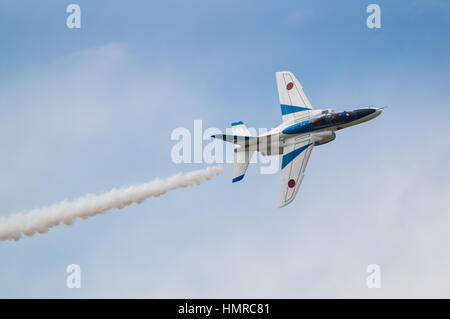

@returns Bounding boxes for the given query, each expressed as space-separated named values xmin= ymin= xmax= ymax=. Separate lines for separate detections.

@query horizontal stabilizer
xmin=233 ymin=150 xmax=254 ymax=183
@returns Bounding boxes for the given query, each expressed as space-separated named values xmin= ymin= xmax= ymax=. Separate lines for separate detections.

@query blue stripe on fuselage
xmin=282 ymin=119 xmax=344 ymax=135
xmin=282 ymin=120 xmax=312 ymax=135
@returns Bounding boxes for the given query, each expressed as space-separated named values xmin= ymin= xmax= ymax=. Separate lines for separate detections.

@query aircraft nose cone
xmin=371 ymin=107 xmax=383 ymax=118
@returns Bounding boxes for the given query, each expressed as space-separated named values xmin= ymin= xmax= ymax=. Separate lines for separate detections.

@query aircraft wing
xmin=279 ymin=138 xmax=314 ymax=207
xmin=276 ymin=71 xmax=313 ymax=122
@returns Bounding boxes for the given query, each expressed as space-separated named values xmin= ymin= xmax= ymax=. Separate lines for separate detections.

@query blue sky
xmin=0 ymin=0 xmax=450 ymax=298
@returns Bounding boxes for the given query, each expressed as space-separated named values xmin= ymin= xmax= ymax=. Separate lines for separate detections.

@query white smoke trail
xmin=0 ymin=165 xmax=224 ymax=242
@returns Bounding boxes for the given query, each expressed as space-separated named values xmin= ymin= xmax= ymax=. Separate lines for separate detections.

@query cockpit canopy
xmin=321 ymin=109 xmax=334 ymax=114
xmin=310 ymin=111 xmax=356 ymax=128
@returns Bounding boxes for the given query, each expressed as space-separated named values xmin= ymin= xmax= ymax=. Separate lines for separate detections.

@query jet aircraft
xmin=213 ymin=72 xmax=382 ymax=207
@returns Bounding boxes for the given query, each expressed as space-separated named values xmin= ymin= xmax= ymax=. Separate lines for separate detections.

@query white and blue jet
xmin=212 ymin=71 xmax=382 ymax=207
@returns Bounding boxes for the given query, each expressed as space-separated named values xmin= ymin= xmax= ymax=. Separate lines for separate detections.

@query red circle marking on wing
xmin=286 ymin=82 xmax=294 ymax=90
xmin=288 ymin=179 xmax=296 ymax=188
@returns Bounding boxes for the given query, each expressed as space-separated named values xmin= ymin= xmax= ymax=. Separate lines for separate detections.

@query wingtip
xmin=232 ymin=174 xmax=245 ymax=183
xmin=278 ymin=196 xmax=296 ymax=208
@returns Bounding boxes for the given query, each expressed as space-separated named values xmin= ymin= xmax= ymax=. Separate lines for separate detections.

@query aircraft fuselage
xmin=256 ymin=107 xmax=382 ymax=155
xmin=282 ymin=107 xmax=381 ymax=135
